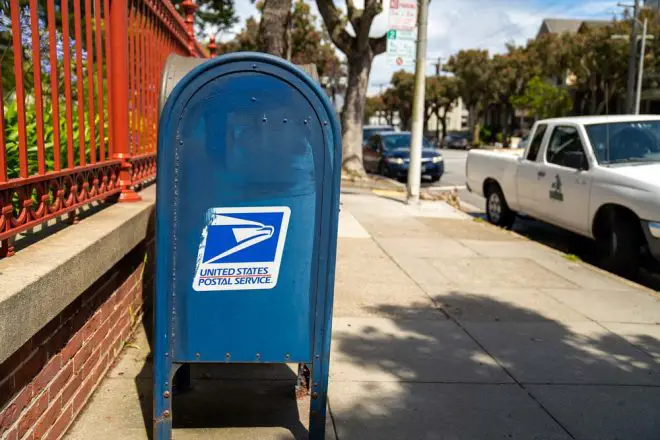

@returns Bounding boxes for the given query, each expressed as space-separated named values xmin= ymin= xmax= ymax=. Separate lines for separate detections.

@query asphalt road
xmin=425 ymin=148 xmax=485 ymax=211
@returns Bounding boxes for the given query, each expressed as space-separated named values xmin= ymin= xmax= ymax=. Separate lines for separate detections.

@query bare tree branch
xmin=316 ymin=0 xmax=354 ymax=54
xmin=356 ymin=0 xmax=382 ymax=51
xmin=345 ymin=0 xmax=362 ymax=32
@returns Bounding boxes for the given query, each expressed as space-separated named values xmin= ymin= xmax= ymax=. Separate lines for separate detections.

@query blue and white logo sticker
xmin=192 ymin=206 xmax=291 ymax=291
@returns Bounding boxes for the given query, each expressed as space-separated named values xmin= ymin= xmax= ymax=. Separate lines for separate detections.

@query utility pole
xmin=636 ymin=18 xmax=649 ymax=114
xmin=406 ymin=0 xmax=429 ymax=204
xmin=622 ymin=0 xmax=641 ymax=113
xmin=432 ymin=56 xmax=442 ymax=76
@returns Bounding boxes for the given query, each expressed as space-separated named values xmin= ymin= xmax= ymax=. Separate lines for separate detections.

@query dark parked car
xmin=443 ymin=131 xmax=472 ymax=149
xmin=362 ymin=125 xmax=395 ymax=147
xmin=363 ymin=132 xmax=444 ymax=182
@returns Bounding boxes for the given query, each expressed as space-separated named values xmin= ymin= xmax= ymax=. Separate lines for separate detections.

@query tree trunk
xmin=434 ymin=109 xmax=441 ymax=145
xmin=590 ymin=90 xmax=598 ymax=115
xmin=502 ymin=103 xmax=513 ymax=148
xmin=596 ymin=84 xmax=616 ymax=115
xmin=424 ymin=108 xmax=433 ymax=135
xmin=341 ymin=53 xmax=372 ymax=174
xmin=258 ymin=0 xmax=292 ymax=58
xmin=469 ymin=105 xmax=481 ymax=146
xmin=473 ymin=120 xmax=481 ymax=146
xmin=439 ymin=108 xmax=449 ymax=147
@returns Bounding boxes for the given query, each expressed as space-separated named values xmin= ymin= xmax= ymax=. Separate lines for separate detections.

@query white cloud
xmin=227 ymin=0 xmax=618 ymax=93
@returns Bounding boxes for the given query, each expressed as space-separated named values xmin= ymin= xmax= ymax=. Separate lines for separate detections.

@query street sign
xmin=387 ymin=29 xmax=416 ymax=68
xmin=387 ymin=0 xmax=417 ymax=69
xmin=388 ymin=0 xmax=418 ymax=31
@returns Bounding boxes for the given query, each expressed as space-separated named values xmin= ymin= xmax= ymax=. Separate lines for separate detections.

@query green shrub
xmin=4 ymin=95 xmax=108 ymax=180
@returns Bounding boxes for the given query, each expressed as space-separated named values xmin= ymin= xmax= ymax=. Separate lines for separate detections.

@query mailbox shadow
xmin=136 ymin=309 xmax=308 ymax=439
xmin=330 ymin=293 xmax=660 ymax=439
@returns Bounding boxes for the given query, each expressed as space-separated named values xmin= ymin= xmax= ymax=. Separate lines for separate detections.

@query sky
xmin=226 ymin=0 xmax=620 ymax=94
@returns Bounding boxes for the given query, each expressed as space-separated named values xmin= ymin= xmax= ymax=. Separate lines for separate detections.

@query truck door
xmin=516 ymin=123 xmax=549 ymax=217
xmin=536 ymin=124 xmax=592 ymax=234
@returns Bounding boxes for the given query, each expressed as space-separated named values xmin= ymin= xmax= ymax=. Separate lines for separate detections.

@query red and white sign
xmin=388 ymin=0 xmax=417 ymax=31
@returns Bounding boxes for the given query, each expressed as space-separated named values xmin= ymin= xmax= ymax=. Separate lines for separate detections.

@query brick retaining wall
xmin=0 ymin=238 xmax=154 ymax=440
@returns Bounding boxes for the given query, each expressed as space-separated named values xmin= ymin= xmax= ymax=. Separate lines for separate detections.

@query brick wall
xmin=0 ymin=238 xmax=154 ymax=440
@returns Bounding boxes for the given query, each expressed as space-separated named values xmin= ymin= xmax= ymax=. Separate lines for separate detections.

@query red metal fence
xmin=0 ymin=0 xmax=206 ymax=256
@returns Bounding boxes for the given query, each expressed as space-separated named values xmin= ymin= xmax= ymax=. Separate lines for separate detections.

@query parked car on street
xmin=466 ymin=115 xmax=660 ymax=275
xmin=363 ymin=125 xmax=395 ymax=147
xmin=443 ymin=131 xmax=472 ymax=149
xmin=364 ymin=131 xmax=444 ymax=182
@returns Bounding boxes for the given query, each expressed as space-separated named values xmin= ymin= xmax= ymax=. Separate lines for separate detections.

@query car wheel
xmin=429 ymin=175 xmax=441 ymax=183
xmin=601 ymin=213 xmax=640 ymax=277
xmin=485 ymin=184 xmax=515 ymax=228
xmin=378 ymin=161 xmax=389 ymax=177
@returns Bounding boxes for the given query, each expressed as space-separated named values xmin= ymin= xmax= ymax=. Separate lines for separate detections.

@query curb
xmin=341 ymin=177 xmax=404 ymax=193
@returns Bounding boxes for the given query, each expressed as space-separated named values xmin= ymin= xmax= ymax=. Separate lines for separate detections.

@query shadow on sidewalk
xmin=465 ymin=212 xmax=660 ymax=292
xmin=331 ymin=293 xmax=660 ymax=440
xmin=135 ymin=310 xmax=307 ymax=439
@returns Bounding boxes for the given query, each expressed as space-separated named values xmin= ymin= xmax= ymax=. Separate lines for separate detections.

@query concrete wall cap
xmin=0 ymin=187 xmax=155 ymax=364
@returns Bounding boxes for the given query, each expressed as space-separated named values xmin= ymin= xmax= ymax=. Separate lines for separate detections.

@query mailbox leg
xmin=153 ymin=315 xmax=173 ymax=439
xmin=153 ymin=355 xmax=173 ymax=439
xmin=309 ymin=358 xmax=330 ymax=440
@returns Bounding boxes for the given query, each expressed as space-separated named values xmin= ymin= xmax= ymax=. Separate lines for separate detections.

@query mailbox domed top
xmin=159 ymin=52 xmax=340 ymax=143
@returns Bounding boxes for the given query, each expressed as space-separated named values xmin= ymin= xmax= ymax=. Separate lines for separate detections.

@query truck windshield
xmin=585 ymin=121 xmax=660 ymax=165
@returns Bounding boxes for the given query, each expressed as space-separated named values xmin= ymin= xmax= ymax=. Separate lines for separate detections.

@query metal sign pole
xmin=406 ymin=0 xmax=429 ymax=204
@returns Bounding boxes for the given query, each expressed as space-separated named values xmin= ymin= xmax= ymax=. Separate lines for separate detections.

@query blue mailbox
xmin=154 ymin=53 xmax=341 ymax=439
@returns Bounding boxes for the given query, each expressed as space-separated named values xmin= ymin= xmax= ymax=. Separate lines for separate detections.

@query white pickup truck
xmin=466 ymin=115 xmax=660 ymax=275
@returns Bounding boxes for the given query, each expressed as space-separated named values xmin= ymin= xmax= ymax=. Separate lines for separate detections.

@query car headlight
xmin=432 ymin=156 xmax=443 ymax=164
xmin=649 ymin=222 xmax=660 ymax=238
xmin=386 ymin=157 xmax=405 ymax=165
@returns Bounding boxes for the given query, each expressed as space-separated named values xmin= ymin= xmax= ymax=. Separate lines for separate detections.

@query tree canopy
xmin=370 ymin=11 xmax=660 ymax=147
xmin=217 ymin=1 xmax=340 ymax=78
xmin=171 ymin=0 xmax=238 ymax=37
xmin=510 ymin=76 xmax=573 ymax=120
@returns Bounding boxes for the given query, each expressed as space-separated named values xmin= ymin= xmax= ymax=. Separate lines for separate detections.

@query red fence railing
xmin=0 ymin=0 xmax=206 ymax=256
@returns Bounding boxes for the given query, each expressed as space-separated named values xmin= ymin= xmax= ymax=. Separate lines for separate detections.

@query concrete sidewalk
xmin=65 ymin=191 xmax=660 ymax=440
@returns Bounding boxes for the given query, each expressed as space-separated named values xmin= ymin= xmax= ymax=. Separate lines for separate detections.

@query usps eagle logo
xmin=192 ymin=206 xmax=291 ymax=291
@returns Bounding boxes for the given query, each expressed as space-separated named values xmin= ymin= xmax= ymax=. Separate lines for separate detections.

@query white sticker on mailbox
xmin=192 ymin=206 xmax=291 ymax=291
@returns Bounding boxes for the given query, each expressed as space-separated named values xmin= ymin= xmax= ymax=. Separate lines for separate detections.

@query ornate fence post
xmin=208 ymin=36 xmax=217 ymax=57
xmin=109 ymin=0 xmax=141 ymax=202
xmin=181 ymin=0 xmax=198 ymax=55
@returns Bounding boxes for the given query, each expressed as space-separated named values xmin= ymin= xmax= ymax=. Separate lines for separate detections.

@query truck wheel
xmin=485 ymin=184 xmax=515 ymax=228
xmin=601 ymin=213 xmax=640 ymax=277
